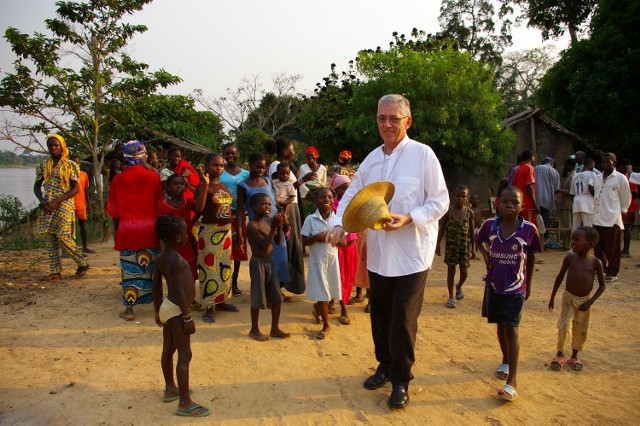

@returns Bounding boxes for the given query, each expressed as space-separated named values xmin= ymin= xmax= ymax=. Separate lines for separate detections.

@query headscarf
xmin=123 ymin=140 xmax=148 ymax=166
xmin=43 ymin=134 xmax=73 ymax=191
xmin=329 ymin=174 xmax=351 ymax=191
xmin=304 ymin=146 xmax=320 ymax=158
xmin=338 ymin=150 xmax=352 ymax=165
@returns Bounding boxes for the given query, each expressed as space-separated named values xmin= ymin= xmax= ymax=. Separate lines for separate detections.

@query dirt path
xmin=1 ymin=239 xmax=639 ymax=424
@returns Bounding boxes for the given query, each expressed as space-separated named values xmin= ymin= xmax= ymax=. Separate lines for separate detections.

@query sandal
xmin=550 ymin=354 xmax=568 ymax=371
xmin=364 ymin=303 xmax=370 ymax=313
xmin=216 ymin=302 xmax=239 ymax=312
xmin=498 ymin=384 xmax=518 ymax=401
xmin=339 ymin=316 xmax=351 ymax=325
xmin=455 ymin=289 xmax=464 ymax=300
xmin=202 ymin=312 xmax=216 ymax=323
xmin=446 ymin=298 xmax=456 ymax=308
xmin=316 ymin=329 xmax=329 ymax=339
xmin=312 ymin=311 xmax=323 ymax=324
xmin=232 ymin=287 xmax=242 ymax=296
xmin=495 ymin=363 xmax=509 ymax=380
xmin=75 ymin=264 xmax=89 ymax=277
xmin=349 ymin=295 xmax=365 ymax=304
xmin=190 ymin=301 xmax=205 ymax=312
xmin=40 ymin=273 xmax=62 ymax=282
xmin=569 ymin=357 xmax=583 ymax=371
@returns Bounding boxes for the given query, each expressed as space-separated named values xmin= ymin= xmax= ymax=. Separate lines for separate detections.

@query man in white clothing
xmin=592 ymin=153 xmax=631 ymax=282
xmin=570 ymin=158 xmax=597 ymax=230
xmin=326 ymin=94 xmax=449 ymax=409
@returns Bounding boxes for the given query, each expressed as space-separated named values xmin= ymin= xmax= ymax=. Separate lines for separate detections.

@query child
xmin=245 ymin=193 xmax=290 ymax=341
xmin=570 ymin=158 xmax=597 ymax=230
xmin=302 ymin=187 xmax=343 ymax=339
xmin=436 ymin=185 xmax=476 ymax=308
xmin=152 ymin=214 xmax=210 ymax=418
xmin=195 ymin=154 xmax=237 ymax=323
xmin=272 ymin=162 xmax=296 ymax=227
xmin=330 ymin=175 xmax=357 ymax=324
xmin=470 ymin=193 xmax=483 ymax=258
xmin=476 ymin=186 xmax=542 ymax=402
xmin=548 ymin=226 xmax=605 ymax=371
xmin=70 ymin=155 xmax=95 ymax=254
xmin=219 ymin=142 xmax=250 ymax=296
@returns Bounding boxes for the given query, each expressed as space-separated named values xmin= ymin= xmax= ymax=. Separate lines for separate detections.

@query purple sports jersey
xmin=475 ymin=216 xmax=542 ymax=295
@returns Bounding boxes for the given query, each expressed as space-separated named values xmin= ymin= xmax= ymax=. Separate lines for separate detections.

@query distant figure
xmin=147 ymin=149 xmax=160 ymax=176
xmin=570 ymin=158 xmax=597 ymax=230
xmin=152 ymin=214 xmax=210 ymax=418
xmin=557 ymin=157 xmax=576 ymax=249
xmin=436 ymin=185 xmax=476 ymax=308
xmin=168 ymin=145 xmax=200 ymax=201
xmin=108 ymin=142 xmax=125 ymax=184
xmin=513 ymin=150 xmax=539 ymax=228
xmin=34 ymin=134 xmax=89 ymax=281
xmin=303 ymin=187 xmax=343 ymax=339
xmin=70 ymin=155 xmax=95 ymax=254
xmin=476 ymin=186 xmax=542 ymax=402
xmin=618 ymin=159 xmax=638 ymax=258
xmin=548 ymin=226 xmax=606 ymax=373
xmin=534 ymin=157 xmax=560 ymax=231
xmin=299 ymin=146 xmax=328 ymax=218
xmin=469 ymin=193 xmax=483 ymax=258
xmin=245 ymin=193 xmax=290 ymax=341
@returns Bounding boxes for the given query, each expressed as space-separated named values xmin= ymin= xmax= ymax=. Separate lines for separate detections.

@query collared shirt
xmin=475 ymin=215 xmax=542 ymax=295
xmin=534 ymin=164 xmax=560 ymax=210
xmin=331 ymin=136 xmax=449 ymax=277
xmin=593 ymin=170 xmax=632 ymax=228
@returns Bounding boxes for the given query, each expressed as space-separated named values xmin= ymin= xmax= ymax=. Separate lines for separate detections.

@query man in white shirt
xmin=592 ymin=153 xmax=631 ymax=282
xmin=326 ymin=94 xmax=449 ymax=409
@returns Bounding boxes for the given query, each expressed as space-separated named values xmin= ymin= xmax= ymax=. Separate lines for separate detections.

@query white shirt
xmin=268 ymin=161 xmax=298 ymax=205
xmin=592 ymin=170 xmax=632 ymax=228
xmin=298 ymin=163 xmax=327 ymax=198
xmin=630 ymin=172 xmax=640 ymax=185
xmin=331 ymin=136 xmax=449 ymax=277
xmin=570 ymin=170 xmax=597 ymax=213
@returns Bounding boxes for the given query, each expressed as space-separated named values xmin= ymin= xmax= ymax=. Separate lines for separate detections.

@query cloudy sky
xmin=0 ymin=0 xmax=568 ymax=149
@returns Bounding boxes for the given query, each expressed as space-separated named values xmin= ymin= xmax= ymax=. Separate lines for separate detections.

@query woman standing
xmin=107 ymin=141 xmax=164 ymax=321
xmin=299 ymin=146 xmax=327 ymax=218
xmin=220 ymin=143 xmax=250 ymax=296
xmin=266 ymin=139 xmax=314 ymax=296
xmin=34 ymin=134 xmax=90 ymax=281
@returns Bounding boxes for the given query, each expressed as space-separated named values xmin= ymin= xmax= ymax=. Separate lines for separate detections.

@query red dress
xmin=333 ymin=198 xmax=359 ymax=303
xmin=158 ymin=198 xmax=198 ymax=280
xmin=173 ymin=159 xmax=200 ymax=201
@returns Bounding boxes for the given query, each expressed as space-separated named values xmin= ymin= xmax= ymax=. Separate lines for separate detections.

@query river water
xmin=0 ymin=167 xmax=39 ymax=208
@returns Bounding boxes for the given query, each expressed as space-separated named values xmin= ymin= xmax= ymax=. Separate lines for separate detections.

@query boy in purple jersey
xmin=476 ymin=186 xmax=542 ymax=402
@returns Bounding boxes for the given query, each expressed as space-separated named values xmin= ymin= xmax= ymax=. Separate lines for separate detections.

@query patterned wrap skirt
xmin=198 ymin=223 xmax=234 ymax=307
xmin=120 ymin=248 xmax=160 ymax=306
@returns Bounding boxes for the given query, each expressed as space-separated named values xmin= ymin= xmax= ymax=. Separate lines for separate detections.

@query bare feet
xmin=270 ymin=328 xmax=290 ymax=338
xmin=249 ymin=330 xmax=269 ymax=341
xmin=119 ymin=307 xmax=134 ymax=321
xmin=40 ymin=273 xmax=62 ymax=281
xmin=82 ymin=247 xmax=96 ymax=254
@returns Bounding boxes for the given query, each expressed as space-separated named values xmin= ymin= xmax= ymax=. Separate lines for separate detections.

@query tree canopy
xmin=536 ymin=0 xmax=640 ymax=162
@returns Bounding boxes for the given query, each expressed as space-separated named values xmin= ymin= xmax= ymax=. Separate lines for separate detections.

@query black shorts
xmin=249 ymin=256 xmax=283 ymax=309
xmin=486 ymin=289 xmax=525 ymax=327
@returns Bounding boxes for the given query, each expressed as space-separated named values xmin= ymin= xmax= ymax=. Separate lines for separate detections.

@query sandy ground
xmin=1 ymin=238 xmax=639 ymax=425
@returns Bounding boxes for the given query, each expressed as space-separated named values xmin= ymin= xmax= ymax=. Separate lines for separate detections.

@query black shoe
xmin=363 ymin=371 xmax=390 ymax=390
xmin=388 ymin=385 xmax=410 ymax=409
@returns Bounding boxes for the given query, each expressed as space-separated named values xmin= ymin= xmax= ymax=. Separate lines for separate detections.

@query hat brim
xmin=342 ymin=181 xmax=395 ymax=232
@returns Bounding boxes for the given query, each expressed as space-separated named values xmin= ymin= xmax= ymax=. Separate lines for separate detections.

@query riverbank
xmin=1 ymin=242 xmax=639 ymax=424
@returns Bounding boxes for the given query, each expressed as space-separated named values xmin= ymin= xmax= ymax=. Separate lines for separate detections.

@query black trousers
xmin=369 ymin=269 xmax=429 ymax=385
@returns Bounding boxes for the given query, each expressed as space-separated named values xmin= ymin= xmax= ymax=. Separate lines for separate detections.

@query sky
xmin=0 ymin=0 xmax=568 ymax=150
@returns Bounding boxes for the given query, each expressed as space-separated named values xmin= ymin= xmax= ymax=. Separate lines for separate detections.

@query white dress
xmin=299 ymin=163 xmax=327 ymax=198
xmin=301 ymin=209 xmax=341 ymax=302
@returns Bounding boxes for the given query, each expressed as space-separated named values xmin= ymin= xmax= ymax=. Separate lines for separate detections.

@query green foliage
xmin=439 ymin=0 xmax=514 ymax=68
xmin=536 ymin=0 xmax=640 ymax=161
xmin=234 ymin=128 xmax=271 ymax=162
xmin=347 ymin=43 xmax=514 ymax=176
xmin=0 ymin=150 xmax=48 ymax=167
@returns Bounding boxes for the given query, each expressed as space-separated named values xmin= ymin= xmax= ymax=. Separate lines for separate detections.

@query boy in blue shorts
xmin=476 ymin=186 xmax=542 ymax=401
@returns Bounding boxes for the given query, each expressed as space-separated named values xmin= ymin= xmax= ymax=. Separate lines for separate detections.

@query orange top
xmin=73 ymin=171 xmax=89 ymax=210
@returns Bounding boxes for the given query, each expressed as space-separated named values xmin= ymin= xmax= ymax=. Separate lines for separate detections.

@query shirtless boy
xmin=548 ymin=226 xmax=606 ymax=372
xmin=152 ymin=214 xmax=210 ymax=417
xmin=246 ymin=193 xmax=290 ymax=341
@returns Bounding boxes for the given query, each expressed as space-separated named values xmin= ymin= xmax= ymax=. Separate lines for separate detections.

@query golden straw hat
xmin=342 ymin=181 xmax=395 ymax=232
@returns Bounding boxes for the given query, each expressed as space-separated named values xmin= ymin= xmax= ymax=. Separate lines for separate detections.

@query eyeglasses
xmin=376 ymin=115 xmax=408 ymax=125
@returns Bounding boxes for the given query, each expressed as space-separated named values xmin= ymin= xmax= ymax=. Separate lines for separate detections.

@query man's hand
xmin=548 ymin=298 xmax=555 ymax=311
xmin=326 ymin=226 xmax=347 ymax=247
xmin=578 ymin=301 xmax=591 ymax=312
xmin=383 ymin=213 xmax=412 ymax=231
xmin=183 ymin=320 xmax=196 ymax=335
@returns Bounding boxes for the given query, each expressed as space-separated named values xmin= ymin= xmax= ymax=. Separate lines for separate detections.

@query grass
xmin=0 ymin=215 xmax=103 ymax=250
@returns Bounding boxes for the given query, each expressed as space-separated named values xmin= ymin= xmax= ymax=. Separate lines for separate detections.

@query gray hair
xmin=378 ymin=94 xmax=411 ymax=117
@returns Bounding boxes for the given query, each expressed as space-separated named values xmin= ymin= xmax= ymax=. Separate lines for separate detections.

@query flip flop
xmin=163 ymin=389 xmax=193 ymax=402
xmin=498 ymin=384 xmax=518 ymax=401
xmin=496 ymin=363 xmax=509 ymax=380
xmin=316 ymin=329 xmax=329 ymax=339
xmin=202 ymin=312 xmax=216 ymax=323
xmin=550 ymin=354 xmax=568 ymax=371
xmin=349 ymin=295 xmax=365 ymax=304
xmin=175 ymin=404 xmax=211 ymax=417
xmin=312 ymin=311 xmax=322 ymax=324
xmin=216 ymin=303 xmax=239 ymax=312
xmin=75 ymin=264 xmax=89 ymax=277
xmin=455 ymin=289 xmax=465 ymax=300
xmin=446 ymin=298 xmax=456 ymax=308
xmin=232 ymin=287 xmax=242 ymax=296
xmin=569 ymin=357 xmax=584 ymax=371
xmin=339 ymin=316 xmax=351 ymax=325
xmin=40 ymin=273 xmax=62 ymax=282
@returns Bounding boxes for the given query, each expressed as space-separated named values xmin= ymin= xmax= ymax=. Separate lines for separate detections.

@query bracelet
xmin=183 ymin=317 xmax=194 ymax=323
xmin=180 ymin=313 xmax=192 ymax=320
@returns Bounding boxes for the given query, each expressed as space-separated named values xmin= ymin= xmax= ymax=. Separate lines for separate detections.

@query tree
xmin=495 ymin=46 xmax=556 ymax=116
xmin=193 ymin=72 xmax=302 ymax=138
xmin=505 ymin=0 xmax=597 ymax=44
xmin=439 ymin=0 xmax=514 ymax=68
xmin=345 ymin=39 xmax=515 ymax=177
xmin=536 ymin=0 xmax=640 ymax=162
xmin=0 ymin=0 xmax=181 ymax=228
xmin=114 ymin=94 xmax=226 ymax=151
